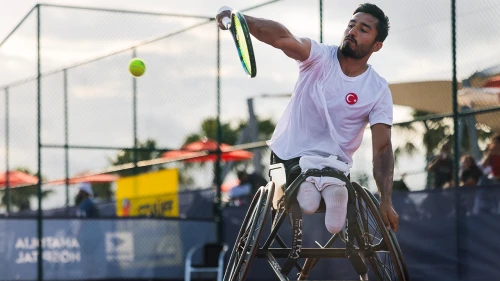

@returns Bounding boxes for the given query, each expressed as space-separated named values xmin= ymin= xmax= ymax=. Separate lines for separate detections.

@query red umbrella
xmin=0 ymin=171 xmax=38 ymax=188
xmin=483 ymin=76 xmax=500 ymax=88
xmin=162 ymin=139 xmax=253 ymax=162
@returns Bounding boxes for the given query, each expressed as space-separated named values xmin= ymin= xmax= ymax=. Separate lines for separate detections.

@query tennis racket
xmin=220 ymin=8 xmax=257 ymax=78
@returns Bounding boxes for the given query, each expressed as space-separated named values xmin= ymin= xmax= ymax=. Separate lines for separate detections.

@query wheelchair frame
xmin=223 ymin=163 xmax=409 ymax=281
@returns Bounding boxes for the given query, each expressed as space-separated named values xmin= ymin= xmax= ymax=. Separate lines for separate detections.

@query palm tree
xmin=395 ymin=110 xmax=492 ymax=160
xmin=394 ymin=111 xmax=448 ymax=162
xmin=394 ymin=110 xmax=492 ymax=187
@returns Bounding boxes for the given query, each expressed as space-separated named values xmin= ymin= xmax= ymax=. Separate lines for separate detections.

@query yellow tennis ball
xmin=129 ymin=58 xmax=146 ymax=77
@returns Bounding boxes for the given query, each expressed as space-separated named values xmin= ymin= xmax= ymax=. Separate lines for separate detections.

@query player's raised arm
xmin=244 ymin=15 xmax=311 ymax=61
xmin=216 ymin=8 xmax=310 ymax=61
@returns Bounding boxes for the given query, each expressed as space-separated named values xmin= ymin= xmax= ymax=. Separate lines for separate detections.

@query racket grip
xmin=217 ymin=6 xmax=232 ymax=29
xmin=222 ymin=17 xmax=231 ymax=29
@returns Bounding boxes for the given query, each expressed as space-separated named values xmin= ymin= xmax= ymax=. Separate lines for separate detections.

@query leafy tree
xmin=394 ymin=110 xmax=492 ymax=161
xmin=394 ymin=110 xmax=492 ymax=188
xmin=179 ymin=116 xmax=276 ymax=190
xmin=88 ymin=139 xmax=160 ymax=202
xmin=90 ymin=182 xmax=114 ymax=202
xmin=184 ymin=118 xmax=239 ymax=145
xmin=184 ymin=117 xmax=276 ymax=146
xmin=109 ymin=139 xmax=158 ymax=177
xmin=236 ymin=117 xmax=276 ymax=142
xmin=0 ymin=167 xmax=52 ymax=211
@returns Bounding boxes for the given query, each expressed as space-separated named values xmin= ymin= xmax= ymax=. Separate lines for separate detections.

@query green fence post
xmin=36 ymin=4 xmax=44 ymax=281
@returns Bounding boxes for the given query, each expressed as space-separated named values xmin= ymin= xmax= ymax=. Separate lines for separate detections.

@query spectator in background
xmin=227 ymin=170 xmax=268 ymax=206
xmin=228 ymin=181 xmax=252 ymax=203
xmin=427 ymin=143 xmax=454 ymax=188
xmin=76 ymin=182 xmax=100 ymax=218
xmin=482 ymin=133 xmax=500 ymax=182
xmin=237 ymin=170 xmax=268 ymax=195
xmin=73 ymin=182 xmax=101 ymax=278
xmin=460 ymin=154 xmax=483 ymax=186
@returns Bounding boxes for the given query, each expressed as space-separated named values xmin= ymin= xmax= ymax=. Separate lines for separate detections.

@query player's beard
xmin=339 ymin=38 xmax=372 ymax=59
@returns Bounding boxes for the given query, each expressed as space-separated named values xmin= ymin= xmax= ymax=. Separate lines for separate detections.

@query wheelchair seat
xmin=269 ymin=162 xmax=347 ymax=212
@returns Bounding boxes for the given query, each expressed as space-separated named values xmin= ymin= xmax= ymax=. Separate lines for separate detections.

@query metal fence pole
xmin=215 ymin=26 xmax=223 ymax=243
xmin=130 ymin=48 xmax=140 ymax=201
xmin=132 ymin=48 xmax=138 ymax=170
xmin=36 ymin=4 xmax=44 ymax=281
xmin=4 ymin=87 xmax=9 ymax=214
xmin=451 ymin=0 xmax=459 ymax=188
xmin=64 ymin=69 xmax=70 ymax=209
xmin=319 ymin=0 xmax=323 ymax=43
xmin=451 ymin=0 xmax=463 ymax=280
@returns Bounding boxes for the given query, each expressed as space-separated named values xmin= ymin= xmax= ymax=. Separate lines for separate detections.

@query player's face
xmin=339 ymin=12 xmax=382 ymax=59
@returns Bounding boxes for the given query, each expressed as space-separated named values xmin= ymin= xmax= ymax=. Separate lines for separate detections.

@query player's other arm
xmin=371 ymin=123 xmax=399 ymax=232
xmin=216 ymin=9 xmax=310 ymax=61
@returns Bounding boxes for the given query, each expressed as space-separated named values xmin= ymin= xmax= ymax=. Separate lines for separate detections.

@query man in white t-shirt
xmin=217 ymin=3 xmax=399 ymax=233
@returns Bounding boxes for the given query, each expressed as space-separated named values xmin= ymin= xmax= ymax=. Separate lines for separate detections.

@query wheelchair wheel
xmin=364 ymin=187 xmax=410 ymax=281
xmin=351 ymin=183 xmax=408 ymax=281
xmin=223 ymin=183 xmax=274 ymax=281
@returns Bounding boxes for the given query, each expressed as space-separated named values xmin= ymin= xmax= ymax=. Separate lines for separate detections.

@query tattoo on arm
xmin=373 ymin=143 xmax=394 ymax=202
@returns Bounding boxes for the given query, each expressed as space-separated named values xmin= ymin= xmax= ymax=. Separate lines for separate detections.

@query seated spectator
xmin=482 ymin=133 xmax=500 ymax=182
xmin=460 ymin=154 xmax=483 ymax=186
xmin=427 ymin=143 xmax=453 ymax=189
xmin=227 ymin=170 xmax=268 ymax=206
xmin=228 ymin=182 xmax=252 ymax=200
xmin=76 ymin=182 xmax=99 ymax=218
xmin=237 ymin=170 xmax=268 ymax=196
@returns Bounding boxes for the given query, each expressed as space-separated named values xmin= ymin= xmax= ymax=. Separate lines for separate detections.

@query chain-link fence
xmin=1 ymin=0 xmax=500 ymax=280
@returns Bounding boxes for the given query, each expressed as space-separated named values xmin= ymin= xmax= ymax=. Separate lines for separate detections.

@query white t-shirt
xmin=267 ymin=39 xmax=393 ymax=168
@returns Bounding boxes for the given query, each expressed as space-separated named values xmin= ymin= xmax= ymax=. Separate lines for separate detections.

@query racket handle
xmin=222 ymin=17 xmax=231 ymax=29
xmin=217 ymin=6 xmax=232 ymax=29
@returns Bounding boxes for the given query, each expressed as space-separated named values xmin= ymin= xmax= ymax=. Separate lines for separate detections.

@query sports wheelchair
xmin=223 ymin=162 xmax=409 ymax=281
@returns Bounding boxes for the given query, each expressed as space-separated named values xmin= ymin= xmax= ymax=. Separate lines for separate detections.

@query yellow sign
xmin=116 ymin=169 xmax=179 ymax=217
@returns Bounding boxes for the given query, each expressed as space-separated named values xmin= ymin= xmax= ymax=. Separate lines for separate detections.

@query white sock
xmin=297 ymin=181 xmax=321 ymax=214
xmin=321 ymin=184 xmax=348 ymax=234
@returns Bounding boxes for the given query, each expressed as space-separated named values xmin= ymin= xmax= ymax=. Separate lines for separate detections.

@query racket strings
xmin=233 ymin=16 xmax=252 ymax=74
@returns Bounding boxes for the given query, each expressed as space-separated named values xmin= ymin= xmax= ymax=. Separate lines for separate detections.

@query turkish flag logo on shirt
xmin=345 ymin=93 xmax=358 ymax=105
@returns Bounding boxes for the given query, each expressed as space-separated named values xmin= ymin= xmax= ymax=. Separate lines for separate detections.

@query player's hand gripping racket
xmin=218 ymin=6 xmax=257 ymax=78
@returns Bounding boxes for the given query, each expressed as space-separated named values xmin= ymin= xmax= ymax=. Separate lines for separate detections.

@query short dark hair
xmin=353 ymin=3 xmax=390 ymax=42
xmin=237 ymin=170 xmax=248 ymax=181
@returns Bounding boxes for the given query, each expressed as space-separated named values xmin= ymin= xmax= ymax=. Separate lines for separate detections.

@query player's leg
xmin=321 ymin=184 xmax=348 ymax=234
xmin=297 ymin=181 xmax=321 ymax=214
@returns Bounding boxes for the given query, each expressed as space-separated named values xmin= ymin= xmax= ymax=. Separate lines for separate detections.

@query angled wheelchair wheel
xmin=223 ymin=182 xmax=274 ymax=281
xmin=364 ymin=187 xmax=410 ymax=281
xmin=351 ymin=183 xmax=409 ymax=281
